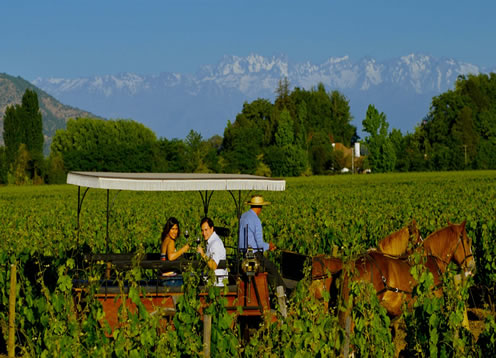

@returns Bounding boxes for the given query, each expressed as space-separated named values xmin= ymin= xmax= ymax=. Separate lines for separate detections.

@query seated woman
xmin=160 ymin=217 xmax=190 ymax=282
xmin=160 ymin=217 xmax=190 ymax=262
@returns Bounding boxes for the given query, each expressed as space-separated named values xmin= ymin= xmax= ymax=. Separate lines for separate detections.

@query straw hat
xmin=246 ymin=195 xmax=271 ymax=206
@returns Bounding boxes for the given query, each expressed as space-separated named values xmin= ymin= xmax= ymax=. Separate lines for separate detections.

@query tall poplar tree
xmin=2 ymin=89 xmax=45 ymax=182
xmin=3 ymin=104 xmax=22 ymax=169
xmin=0 ymin=147 xmax=7 ymax=184
xmin=362 ymin=104 xmax=396 ymax=172
xmin=22 ymin=89 xmax=44 ymax=156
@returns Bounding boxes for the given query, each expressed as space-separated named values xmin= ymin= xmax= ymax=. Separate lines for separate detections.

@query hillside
xmin=0 ymin=73 xmax=99 ymax=153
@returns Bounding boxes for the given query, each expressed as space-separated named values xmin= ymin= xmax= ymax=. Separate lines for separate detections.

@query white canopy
xmin=67 ymin=171 xmax=286 ymax=192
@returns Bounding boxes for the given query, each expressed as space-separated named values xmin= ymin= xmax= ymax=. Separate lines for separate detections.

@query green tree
xmin=221 ymin=99 xmax=272 ymax=173
xmin=0 ymin=146 xmax=7 ymax=184
xmin=306 ymin=83 xmax=333 ymax=136
xmin=328 ymin=90 xmax=356 ymax=145
xmin=274 ymin=109 xmax=294 ymax=147
xmin=274 ymin=77 xmax=293 ymax=113
xmin=451 ymin=106 xmax=478 ymax=167
xmin=22 ymin=89 xmax=44 ymax=181
xmin=430 ymin=143 xmax=454 ymax=171
xmin=308 ymin=132 xmax=333 ymax=174
xmin=22 ymin=89 xmax=44 ymax=155
xmin=10 ymin=143 xmax=31 ymax=185
xmin=220 ymin=82 xmax=355 ymax=176
xmin=265 ymin=109 xmax=308 ymax=176
xmin=222 ymin=121 xmax=262 ymax=173
xmin=362 ymin=105 xmax=396 ymax=172
xmin=264 ymin=144 xmax=308 ymax=177
xmin=330 ymin=149 xmax=347 ymax=172
xmin=474 ymin=139 xmax=496 ymax=169
xmin=416 ymin=73 xmax=496 ymax=170
xmin=389 ymin=128 xmax=412 ymax=172
xmin=185 ymin=130 xmax=209 ymax=173
xmin=3 ymin=104 xmax=23 ymax=171
xmin=153 ymin=138 xmax=188 ymax=172
xmin=46 ymin=152 xmax=66 ymax=184
xmin=51 ymin=118 xmax=156 ymax=172
xmin=291 ymin=83 xmax=357 ymax=145
xmin=2 ymin=89 xmax=45 ymax=182
xmin=204 ymin=135 xmax=222 ymax=173
xmin=294 ymin=100 xmax=308 ymax=148
xmin=407 ymin=121 xmax=432 ymax=171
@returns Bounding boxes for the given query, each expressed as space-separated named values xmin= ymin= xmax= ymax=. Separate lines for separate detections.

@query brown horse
xmin=422 ymin=221 xmax=475 ymax=274
xmin=310 ymin=255 xmax=343 ymax=308
xmin=337 ymin=221 xmax=475 ymax=356
xmin=374 ymin=219 xmax=423 ymax=257
xmin=340 ymin=221 xmax=475 ymax=317
xmin=309 ymin=221 xmax=422 ymax=309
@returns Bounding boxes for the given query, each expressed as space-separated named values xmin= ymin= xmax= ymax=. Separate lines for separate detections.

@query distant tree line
xmin=365 ymin=73 xmax=496 ymax=172
xmin=221 ymin=79 xmax=358 ymax=176
xmin=1 ymin=73 xmax=495 ymax=184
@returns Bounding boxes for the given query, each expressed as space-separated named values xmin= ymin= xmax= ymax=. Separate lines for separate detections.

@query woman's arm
xmin=167 ymin=240 xmax=190 ymax=261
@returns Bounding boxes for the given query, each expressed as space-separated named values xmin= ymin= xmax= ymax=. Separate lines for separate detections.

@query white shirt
xmin=206 ymin=231 xmax=228 ymax=286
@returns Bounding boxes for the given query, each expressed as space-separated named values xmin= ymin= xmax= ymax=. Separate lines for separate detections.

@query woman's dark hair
xmin=161 ymin=217 xmax=181 ymax=242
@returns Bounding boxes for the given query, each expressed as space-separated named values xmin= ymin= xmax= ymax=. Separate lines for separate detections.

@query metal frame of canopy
xmin=66 ymin=171 xmax=285 ymax=250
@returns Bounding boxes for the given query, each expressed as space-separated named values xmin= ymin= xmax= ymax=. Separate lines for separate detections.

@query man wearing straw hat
xmin=239 ymin=194 xmax=286 ymax=292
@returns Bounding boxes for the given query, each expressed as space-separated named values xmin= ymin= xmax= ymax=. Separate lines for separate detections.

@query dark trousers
xmin=255 ymin=252 xmax=286 ymax=291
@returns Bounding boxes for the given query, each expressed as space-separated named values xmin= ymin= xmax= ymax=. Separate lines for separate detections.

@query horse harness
xmin=311 ymin=256 xmax=342 ymax=280
xmin=363 ymin=254 xmax=413 ymax=296
xmin=368 ymin=227 xmax=472 ymax=296
xmin=426 ymin=227 xmax=473 ymax=273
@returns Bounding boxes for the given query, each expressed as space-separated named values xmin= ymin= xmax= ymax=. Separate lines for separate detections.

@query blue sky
xmin=1 ymin=0 xmax=494 ymax=80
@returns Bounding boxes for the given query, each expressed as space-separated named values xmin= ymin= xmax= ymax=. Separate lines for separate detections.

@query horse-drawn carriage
xmin=68 ymin=172 xmax=301 ymax=329
xmin=68 ymin=171 xmax=478 ymax=355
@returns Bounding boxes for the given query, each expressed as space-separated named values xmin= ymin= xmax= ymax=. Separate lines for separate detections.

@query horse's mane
xmin=422 ymin=221 xmax=464 ymax=257
xmin=376 ymin=220 xmax=420 ymax=257
xmin=424 ymin=222 xmax=457 ymax=241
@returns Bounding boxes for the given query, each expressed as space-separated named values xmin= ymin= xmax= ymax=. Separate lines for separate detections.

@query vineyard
xmin=1 ymin=171 xmax=496 ymax=356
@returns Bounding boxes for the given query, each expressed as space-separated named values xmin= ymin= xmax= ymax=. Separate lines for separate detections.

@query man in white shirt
xmin=197 ymin=217 xmax=228 ymax=286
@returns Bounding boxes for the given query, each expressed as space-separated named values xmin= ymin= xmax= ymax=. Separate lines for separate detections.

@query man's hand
xmin=197 ymin=246 xmax=217 ymax=270
xmin=269 ymin=242 xmax=277 ymax=251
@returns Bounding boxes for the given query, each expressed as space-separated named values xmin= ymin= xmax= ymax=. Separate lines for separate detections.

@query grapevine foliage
xmin=0 ymin=171 xmax=495 ymax=355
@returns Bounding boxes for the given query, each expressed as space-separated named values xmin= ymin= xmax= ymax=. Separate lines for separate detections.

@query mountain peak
xmin=29 ymin=53 xmax=493 ymax=140
xmin=214 ymin=53 xmax=289 ymax=77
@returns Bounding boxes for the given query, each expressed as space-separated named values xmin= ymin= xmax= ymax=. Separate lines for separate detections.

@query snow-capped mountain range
xmin=32 ymin=54 xmax=494 ymax=140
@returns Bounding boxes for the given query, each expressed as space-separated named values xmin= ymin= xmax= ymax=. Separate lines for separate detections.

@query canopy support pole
xmin=77 ymin=186 xmax=90 ymax=246
xmin=105 ymin=189 xmax=122 ymax=253
xmin=229 ymin=190 xmax=253 ymax=221
xmin=106 ymin=189 xmax=110 ymax=252
xmin=199 ymin=190 xmax=215 ymax=217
